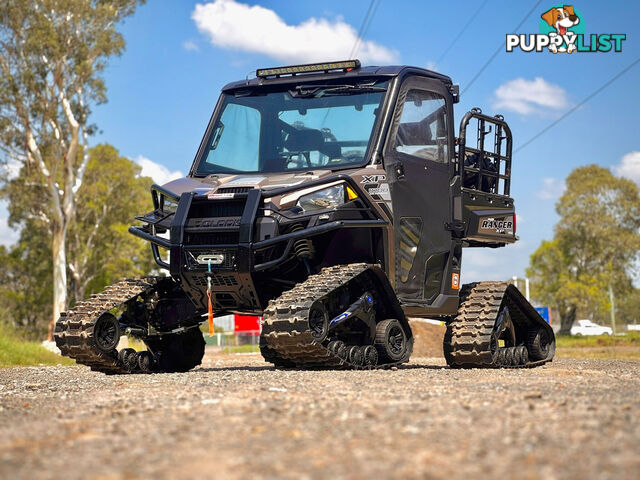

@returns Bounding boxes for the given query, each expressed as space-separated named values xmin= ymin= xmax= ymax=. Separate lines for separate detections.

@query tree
xmin=67 ymin=144 xmax=154 ymax=303
xmin=0 ymin=0 xmax=142 ymax=338
xmin=0 ymin=228 xmax=52 ymax=339
xmin=527 ymin=165 xmax=640 ymax=334
xmin=0 ymin=144 xmax=154 ymax=338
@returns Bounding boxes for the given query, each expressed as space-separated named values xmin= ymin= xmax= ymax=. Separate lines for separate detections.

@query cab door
xmin=383 ymin=75 xmax=455 ymax=312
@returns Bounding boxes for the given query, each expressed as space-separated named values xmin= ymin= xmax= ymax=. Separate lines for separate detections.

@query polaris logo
xmin=191 ymin=217 xmax=241 ymax=228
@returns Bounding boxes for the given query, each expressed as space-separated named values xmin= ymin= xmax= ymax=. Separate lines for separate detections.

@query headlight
xmin=296 ymin=185 xmax=346 ymax=211
xmin=160 ymin=194 xmax=178 ymax=214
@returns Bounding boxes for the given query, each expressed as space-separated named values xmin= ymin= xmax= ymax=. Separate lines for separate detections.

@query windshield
xmin=194 ymin=80 xmax=389 ymax=175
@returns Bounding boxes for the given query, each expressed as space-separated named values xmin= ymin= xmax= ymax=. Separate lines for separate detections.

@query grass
xmin=556 ymin=332 xmax=640 ymax=348
xmin=0 ymin=328 xmax=75 ymax=368
xmin=555 ymin=332 xmax=640 ymax=361
xmin=221 ymin=344 xmax=260 ymax=354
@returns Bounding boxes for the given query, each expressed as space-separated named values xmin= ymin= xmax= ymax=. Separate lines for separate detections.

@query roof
xmin=221 ymin=65 xmax=453 ymax=92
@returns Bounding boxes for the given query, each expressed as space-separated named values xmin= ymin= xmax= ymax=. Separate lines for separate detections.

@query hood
xmin=161 ymin=170 xmax=337 ymax=196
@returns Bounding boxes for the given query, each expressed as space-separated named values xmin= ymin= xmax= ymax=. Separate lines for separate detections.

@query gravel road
xmin=1 ymin=353 xmax=639 ymax=480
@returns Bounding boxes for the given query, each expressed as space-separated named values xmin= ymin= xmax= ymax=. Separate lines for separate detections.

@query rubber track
xmin=54 ymin=277 xmax=161 ymax=374
xmin=260 ymin=263 xmax=411 ymax=369
xmin=443 ymin=282 xmax=552 ymax=369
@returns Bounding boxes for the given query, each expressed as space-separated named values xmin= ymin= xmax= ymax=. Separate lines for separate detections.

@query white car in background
xmin=570 ymin=319 xmax=613 ymax=336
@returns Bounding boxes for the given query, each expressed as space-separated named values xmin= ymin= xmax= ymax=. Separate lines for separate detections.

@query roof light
xmin=256 ymin=60 xmax=361 ymax=78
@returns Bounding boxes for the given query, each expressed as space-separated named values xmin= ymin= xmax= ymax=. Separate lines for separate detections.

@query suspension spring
xmin=290 ymin=224 xmax=313 ymax=259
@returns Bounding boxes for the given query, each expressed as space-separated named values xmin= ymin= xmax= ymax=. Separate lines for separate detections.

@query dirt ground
xmin=1 ymin=345 xmax=639 ymax=480
xmin=409 ymin=319 xmax=446 ymax=357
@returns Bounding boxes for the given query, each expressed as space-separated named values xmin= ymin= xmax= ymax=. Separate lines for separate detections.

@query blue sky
xmin=3 ymin=0 xmax=640 ymax=285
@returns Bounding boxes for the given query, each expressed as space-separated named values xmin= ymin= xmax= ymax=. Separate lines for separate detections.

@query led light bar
xmin=256 ymin=60 xmax=361 ymax=78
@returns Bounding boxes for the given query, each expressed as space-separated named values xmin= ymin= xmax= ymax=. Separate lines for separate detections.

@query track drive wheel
xmin=375 ymin=319 xmax=407 ymax=362
xmin=527 ymin=328 xmax=553 ymax=361
xmin=93 ymin=313 xmax=121 ymax=353
xmin=309 ymin=302 xmax=329 ymax=343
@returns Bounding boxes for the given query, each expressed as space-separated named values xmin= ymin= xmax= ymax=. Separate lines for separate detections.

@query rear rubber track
xmin=261 ymin=263 xmax=412 ymax=369
xmin=443 ymin=281 xmax=553 ymax=369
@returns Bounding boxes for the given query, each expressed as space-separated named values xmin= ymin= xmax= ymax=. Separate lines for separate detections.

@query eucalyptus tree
xmin=0 ymin=0 xmax=141 ymax=338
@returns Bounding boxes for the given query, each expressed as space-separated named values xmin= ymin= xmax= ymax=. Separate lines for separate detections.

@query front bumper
xmin=129 ymin=175 xmax=387 ymax=314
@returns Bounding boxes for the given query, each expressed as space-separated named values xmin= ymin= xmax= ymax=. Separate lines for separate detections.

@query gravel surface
xmin=1 ymin=352 xmax=639 ymax=480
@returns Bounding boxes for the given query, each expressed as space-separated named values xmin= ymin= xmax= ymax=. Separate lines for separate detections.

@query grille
xmin=185 ymin=232 xmax=239 ymax=245
xmin=192 ymin=273 xmax=239 ymax=287
xmin=188 ymin=200 xmax=245 ymax=218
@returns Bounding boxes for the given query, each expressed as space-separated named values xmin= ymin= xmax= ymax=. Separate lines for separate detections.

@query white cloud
xmin=462 ymin=242 xmax=530 ymax=283
xmin=1 ymin=158 xmax=21 ymax=181
xmin=425 ymin=61 xmax=437 ymax=71
xmin=134 ymin=156 xmax=183 ymax=185
xmin=0 ymin=201 xmax=19 ymax=248
xmin=182 ymin=40 xmax=199 ymax=52
xmin=537 ymin=177 xmax=565 ymax=200
xmin=0 ymin=160 xmax=22 ymax=248
xmin=463 ymin=250 xmax=498 ymax=268
xmin=192 ymin=0 xmax=399 ymax=64
xmin=613 ymin=151 xmax=640 ymax=184
xmin=493 ymin=77 xmax=569 ymax=115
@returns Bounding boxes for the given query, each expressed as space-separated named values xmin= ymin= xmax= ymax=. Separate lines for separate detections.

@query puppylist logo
xmin=506 ymin=5 xmax=626 ymax=54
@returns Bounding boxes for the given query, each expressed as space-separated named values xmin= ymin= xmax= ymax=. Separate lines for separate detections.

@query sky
xmin=2 ymin=0 xmax=640 ymax=286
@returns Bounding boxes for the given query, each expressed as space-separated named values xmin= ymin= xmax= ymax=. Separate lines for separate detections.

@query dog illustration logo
xmin=540 ymin=5 xmax=581 ymax=53
xmin=506 ymin=5 xmax=625 ymax=54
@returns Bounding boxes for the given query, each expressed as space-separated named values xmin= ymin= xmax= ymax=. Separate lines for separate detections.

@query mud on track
xmin=1 ymin=353 xmax=639 ymax=480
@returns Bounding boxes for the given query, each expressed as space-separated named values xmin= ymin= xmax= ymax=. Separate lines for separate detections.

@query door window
xmin=395 ymin=90 xmax=448 ymax=163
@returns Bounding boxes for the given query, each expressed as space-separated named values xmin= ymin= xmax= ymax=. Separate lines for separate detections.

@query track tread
xmin=54 ymin=277 xmax=161 ymax=374
xmin=260 ymin=263 xmax=412 ymax=369
xmin=443 ymin=282 xmax=554 ymax=369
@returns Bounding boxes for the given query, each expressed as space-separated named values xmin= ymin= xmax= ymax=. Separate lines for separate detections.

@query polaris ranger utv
xmin=54 ymin=60 xmax=555 ymax=373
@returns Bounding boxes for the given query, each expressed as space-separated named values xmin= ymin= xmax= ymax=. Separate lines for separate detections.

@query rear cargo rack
xmin=458 ymin=108 xmax=512 ymax=196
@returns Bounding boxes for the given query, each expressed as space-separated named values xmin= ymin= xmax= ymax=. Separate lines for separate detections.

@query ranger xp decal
xmin=478 ymin=216 xmax=514 ymax=235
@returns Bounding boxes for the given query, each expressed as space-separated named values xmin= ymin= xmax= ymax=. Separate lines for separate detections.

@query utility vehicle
xmin=55 ymin=60 xmax=555 ymax=373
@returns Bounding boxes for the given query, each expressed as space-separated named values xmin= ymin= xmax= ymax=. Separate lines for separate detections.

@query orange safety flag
xmin=207 ymin=290 xmax=214 ymax=336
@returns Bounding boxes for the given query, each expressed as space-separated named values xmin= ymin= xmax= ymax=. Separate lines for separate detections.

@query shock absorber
xmin=290 ymin=224 xmax=314 ymax=273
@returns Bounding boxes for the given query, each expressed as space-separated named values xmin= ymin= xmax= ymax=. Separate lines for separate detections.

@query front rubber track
xmin=260 ymin=263 xmax=413 ymax=370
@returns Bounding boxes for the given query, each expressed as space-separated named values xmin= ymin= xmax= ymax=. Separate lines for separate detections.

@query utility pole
xmin=608 ymin=283 xmax=617 ymax=335
xmin=512 ymin=276 xmax=531 ymax=301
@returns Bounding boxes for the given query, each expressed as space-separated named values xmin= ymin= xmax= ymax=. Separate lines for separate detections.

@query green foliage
xmin=616 ymin=288 xmax=640 ymax=326
xmin=0 ymin=229 xmax=52 ymax=339
xmin=527 ymin=165 xmax=640 ymax=332
xmin=0 ymin=144 xmax=155 ymax=337
xmin=0 ymin=325 xmax=74 ymax=367
xmin=0 ymin=0 xmax=143 ymax=337
xmin=67 ymin=144 xmax=155 ymax=302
